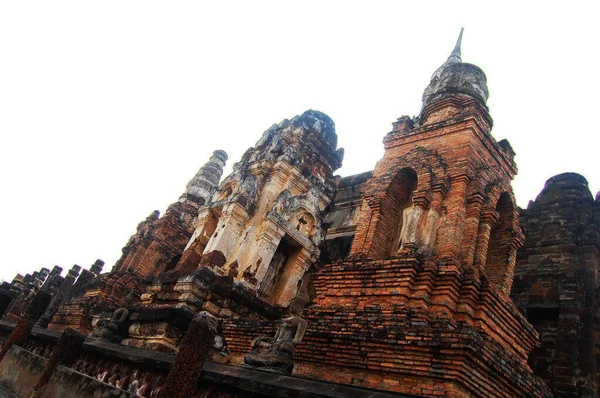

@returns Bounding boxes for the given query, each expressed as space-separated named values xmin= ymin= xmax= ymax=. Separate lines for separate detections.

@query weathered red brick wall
xmin=116 ymin=202 xmax=199 ymax=278
xmin=287 ymin=257 xmax=550 ymax=397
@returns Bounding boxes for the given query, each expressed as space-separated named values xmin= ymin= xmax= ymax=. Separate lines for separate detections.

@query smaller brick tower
xmin=113 ymin=149 xmax=228 ymax=277
xmin=47 ymin=152 xmax=227 ymax=334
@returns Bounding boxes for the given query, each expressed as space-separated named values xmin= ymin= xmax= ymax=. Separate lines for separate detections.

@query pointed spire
xmin=447 ymin=28 xmax=464 ymax=64
xmin=182 ymin=150 xmax=228 ymax=206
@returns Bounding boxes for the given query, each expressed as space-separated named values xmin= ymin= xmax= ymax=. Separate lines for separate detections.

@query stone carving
xmin=244 ymin=297 xmax=307 ymax=374
xmin=90 ymin=291 xmax=135 ymax=342
xmin=127 ymin=369 xmax=143 ymax=394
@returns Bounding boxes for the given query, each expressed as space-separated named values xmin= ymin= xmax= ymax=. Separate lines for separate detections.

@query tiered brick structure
xmin=3 ymin=30 xmax=599 ymax=398
xmin=512 ymin=172 xmax=600 ymax=396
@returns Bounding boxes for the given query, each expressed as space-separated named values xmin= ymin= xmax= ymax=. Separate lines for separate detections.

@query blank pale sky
xmin=1 ymin=1 xmax=598 ymax=282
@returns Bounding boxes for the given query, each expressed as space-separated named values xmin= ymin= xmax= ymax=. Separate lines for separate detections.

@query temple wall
xmin=288 ymin=257 xmax=549 ymax=398
xmin=0 ymin=321 xmax=415 ymax=398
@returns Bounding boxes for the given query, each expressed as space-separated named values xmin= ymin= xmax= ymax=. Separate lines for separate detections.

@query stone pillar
xmin=252 ymin=220 xmax=286 ymax=287
xmin=420 ymin=185 xmax=447 ymax=253
xmin=37 ymin=266 xmax=80 ymax=328
xmin=69 ymin=269 xmax=96 ymax=298
xmin=472 ymin=209 xmax=499 ymax=270
xmin=270 ymin=248 xmax=315 ymax=306
xmin=177 ymin=209 xmax=218 ymax=273
xmin=30 ymin=328 xmax=86 ymax=397
xmin=348 ymin=199 xmax=377 ymax=258
xmin=498 ymin=236 xmax=523 ymax=296
xmin=0 ymin=290 xmax=51 ymax=362
xmin=159 ymin=312 xmax=218 ymax=398
xmin=90 ymin=259 xmax=104 ymax=275
xmin=203 ymin=202 xmax=249 ymax=260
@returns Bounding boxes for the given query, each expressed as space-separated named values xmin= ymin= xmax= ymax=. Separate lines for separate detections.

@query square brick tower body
xmin=285 ymin=32 xmax=552 ymax=397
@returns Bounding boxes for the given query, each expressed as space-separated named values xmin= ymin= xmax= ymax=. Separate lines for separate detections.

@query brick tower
xmin=289 ymin=30 xmax=552 ymax=397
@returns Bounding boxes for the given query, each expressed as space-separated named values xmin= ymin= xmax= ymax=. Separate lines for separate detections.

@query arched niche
xmin=259 ymin=234 xmax=302 ymax=301
xmin=485 ymin=192 xmax=515 ymax=294
xmin=371 ymin=167 xmax=418 ymax=258
xmin=290 ymin=209 xmax=316 ymax=238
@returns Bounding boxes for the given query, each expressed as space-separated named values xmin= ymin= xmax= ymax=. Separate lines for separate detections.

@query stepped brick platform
xmin=287 ymin=257 xmax=551 ymax=398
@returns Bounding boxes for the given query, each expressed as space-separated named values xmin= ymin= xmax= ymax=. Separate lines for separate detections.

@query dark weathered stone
xmin=0 ymin=293 xmax=15 ymax=319
xmin=90 ymin=291 xmax=135 ymax=342
xmin=0 ymin=291 xmax=52 ymax=362
xmin=512 ymin=172 xmax=600 ymax=396
xmin=159 ymin=311 xmax=217 ymax=398
xmin=31 ymin=328 xmax=86 ymax=396
xmin=244 ymin=298 xmax=307 ymax=374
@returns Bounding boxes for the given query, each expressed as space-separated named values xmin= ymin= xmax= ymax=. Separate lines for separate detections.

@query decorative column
xmin=177 ymin=209 xmax=220 ymax=273
xmin=270 ymin=248 xmax=315 ymax=306
xmin=348 ymin=197 xmax=378 ymax=258
xmin=498 ymin=234 xmax=524 ymax=296
xmin=472 ymin=208 xmax=499 ymax=270
xmin=459 ymin=192 xmax=486 ymax=268
xmin=250 ymin=220 xmax=286 ymax=288
xmin=203 ymin=202 xmax=249 ymax=261
xmin=437 ymin=174 xmax=470 ymax=260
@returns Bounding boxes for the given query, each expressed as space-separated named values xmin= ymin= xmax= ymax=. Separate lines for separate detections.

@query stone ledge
xmin=201 ymin=362 xmax=421 ymax=398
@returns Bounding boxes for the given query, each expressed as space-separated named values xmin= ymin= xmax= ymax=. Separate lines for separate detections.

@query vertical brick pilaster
xmin=473 ymin=209 xmax=499 ymax=270
xmin=437 ymin=175 xmax=470 ymax=260
xmin=159 ymin=312 xmax=217 ymax=398
xmin=459 ymin=193 xmax=485 ymax=268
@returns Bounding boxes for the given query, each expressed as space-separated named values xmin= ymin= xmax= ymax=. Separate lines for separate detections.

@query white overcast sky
xmin=1 ymin=1 xmax=599 ymax=282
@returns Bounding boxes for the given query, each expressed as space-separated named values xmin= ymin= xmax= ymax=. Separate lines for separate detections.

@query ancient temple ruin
xmin=0 ymin=30 xmax=598 ymax=398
